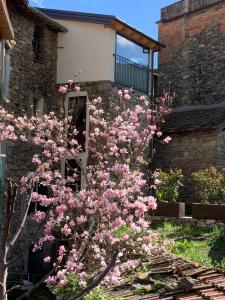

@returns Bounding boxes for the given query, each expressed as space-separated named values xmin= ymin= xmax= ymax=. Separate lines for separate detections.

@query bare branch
xmin=1 ymin=179 xmax=18 ymax=255
xmin=16 ymin=261 xmax=60 ymax=300
xmin=68 ymin=252 xmax=118 ymax=300
xmin=7 ymin=209 xmax=51 ymax=267
xmin=77 ymin=218 xmax=95 ymax=262
xmin=8 ymin=194 xmax=32 ymax=249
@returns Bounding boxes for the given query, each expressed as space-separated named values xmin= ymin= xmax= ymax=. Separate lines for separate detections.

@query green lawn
xmin=152 ymin=221 xmax=225 ymax=269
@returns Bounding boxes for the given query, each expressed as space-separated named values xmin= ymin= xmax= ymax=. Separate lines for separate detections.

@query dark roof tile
xmin=163 ymin=104 xmax=225 ymax=133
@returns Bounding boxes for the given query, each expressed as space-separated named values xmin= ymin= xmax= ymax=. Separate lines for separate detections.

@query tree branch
xmin=1 ymin=179 xmax=18 ymax=253
xmin=7 ymin=209 xmax=51 ymax=267
xmin=68 ymin=252 xmax=118 ymax=300
xmin=16 ymin=261 xmax=60 ymax=300
xmin=8 ymin=194 xmax=32 ymax=249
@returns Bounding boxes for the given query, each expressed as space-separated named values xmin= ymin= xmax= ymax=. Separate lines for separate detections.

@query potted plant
xmin=154 ymin=169 xmax=185 ymax=218
xmin=192 ymin=167 xmax=225 ymax=220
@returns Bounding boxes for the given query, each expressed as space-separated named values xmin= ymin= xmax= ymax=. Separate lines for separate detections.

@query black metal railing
xmin=115 ymin=54 xmax=149 ymax=94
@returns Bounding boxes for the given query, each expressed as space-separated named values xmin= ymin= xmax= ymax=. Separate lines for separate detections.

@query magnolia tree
xmin=0 ymin=83 xmax=171 ymax=300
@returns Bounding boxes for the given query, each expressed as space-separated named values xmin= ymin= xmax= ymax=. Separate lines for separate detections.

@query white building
xmin=39 ymin=8 xmax=162 ymax=97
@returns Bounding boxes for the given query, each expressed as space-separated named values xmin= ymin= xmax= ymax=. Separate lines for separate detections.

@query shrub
xmin=54 ymin=278 xmax=122 ymax=300
xmin=53 ymin=274 xmax=84 ymax=296
xmin=192 ymin=167 xmax=225 ymax=204
xmin=85 ymin=289 xmax=123 ymax=300
xmin=155 ymin=169 xmax=183 ymax=203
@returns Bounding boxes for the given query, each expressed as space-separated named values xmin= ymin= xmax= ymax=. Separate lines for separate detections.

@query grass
xmin=152 ymin=221 xmax=225 ymax=269
xmin=84 ymin=289 xmax=124 ymax=300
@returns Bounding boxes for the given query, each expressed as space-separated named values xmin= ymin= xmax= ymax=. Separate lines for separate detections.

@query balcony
xmin=115 ymin=54 xmax=151 ymax=94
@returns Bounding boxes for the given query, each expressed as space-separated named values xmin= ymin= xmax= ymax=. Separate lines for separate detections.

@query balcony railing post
xmin=148 ymin=49 xmax=154 ymax=100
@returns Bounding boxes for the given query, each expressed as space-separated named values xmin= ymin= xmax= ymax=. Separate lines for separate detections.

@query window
xmin=63 ymin=92 xmax=89 ymax=190
xmin=33 ymin=97 xmax=44 ymax=118
xmin=28 ymin=183 xmax=49 ymax=215
xmin=32 ymin=26 xmax=42 ymax=59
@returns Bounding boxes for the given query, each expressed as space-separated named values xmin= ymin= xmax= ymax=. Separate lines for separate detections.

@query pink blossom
xmin=118 ymin=90 xmax=123 ymax=97
xmin=46 ymin=276 xmax=56 ymax=284
xmin=155 ymin=179 xmax=161 ymax=185
xmin=124 ymin=94 xmax=131 ymax=101
xmin=44 ymin=256 xmax=51 ymax=263
xmin=75 ymin=86 xmax=80 ymax=93
xmin=164 ymin=136 xmax=172 ymax=144
xmin=59 ymin=245 xmax=66 ymax=256
xmin=32 ymin=211 xmax=46 ymax=223
xmin=68 ymin=79 xmax=74 ymax=86
xmin=59 ymin=279 xmax=67 ymax=287
xmin=62 ymin=224 xmax=71 ymax=236
xmin=76 ymin=215 xmax=87 ymax=224
xmin=157 ymin=131 xmax=162 ymax=138
xmin=58 ymin=85 xmax=68 ymax=94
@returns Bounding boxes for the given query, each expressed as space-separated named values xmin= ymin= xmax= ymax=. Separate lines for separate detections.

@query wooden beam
xmin=106 ymin=19 xmax=161 ymax=51
xmin=0 ymin=0 xmax=14 ymax=39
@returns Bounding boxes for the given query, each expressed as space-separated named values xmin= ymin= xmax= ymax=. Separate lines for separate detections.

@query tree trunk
xmin=0 ymin=264 xmax=8 ymax=300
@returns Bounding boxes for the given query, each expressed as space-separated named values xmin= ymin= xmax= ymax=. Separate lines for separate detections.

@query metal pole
xmin=148 ymin=50 xmax=155 ymax=101
xmin=151 ymin=50 xmax=155 ymax=101
xmin=148 ymin=49 xmax=152 ymax=99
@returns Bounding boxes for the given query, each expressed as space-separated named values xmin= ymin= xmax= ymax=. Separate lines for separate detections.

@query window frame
xmin=32 ymin=26 xmax=41 ymax=59
xmin=62 ymin=91 xmax=89 ymax=191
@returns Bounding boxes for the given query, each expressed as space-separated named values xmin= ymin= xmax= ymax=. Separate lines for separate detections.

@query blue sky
xmin=29 ymin=0 xmax=177 ymax=66
xmin=30 ymin=0 xmax=176 ymax=39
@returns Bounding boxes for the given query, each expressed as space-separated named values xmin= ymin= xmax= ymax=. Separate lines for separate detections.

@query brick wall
xmin=158 ymin=0 xmax=225 ymax=106
xmin=152 ymin=130 xmax=225 ymax=201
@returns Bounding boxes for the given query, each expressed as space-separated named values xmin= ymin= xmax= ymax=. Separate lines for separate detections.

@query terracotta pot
xmin=192 ymin=203 xmax=225 ymax=220
xmin=154 ymin=202 xmax=185 ymax=218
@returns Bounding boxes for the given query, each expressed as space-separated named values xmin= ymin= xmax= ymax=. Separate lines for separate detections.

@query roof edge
xmin=13 ymin=0 xmax=67 ymax=32
xmin=37 ymin=8 xmax=164 ymax=51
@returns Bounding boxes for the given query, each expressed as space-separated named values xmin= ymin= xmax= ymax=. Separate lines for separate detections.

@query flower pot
xmin=154 ymin=202 xmax=185 ymax=218
xmin=192 ymin=203 xmax=225 ymax=220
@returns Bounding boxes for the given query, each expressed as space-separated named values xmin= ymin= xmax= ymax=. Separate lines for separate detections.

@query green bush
xmin=53 ymin=274 xmax=83 ymax=296
xmin=155 ymin=169 xmax=183 ymax=203
xmin=85 ymin=289 xmax=123 ymax=300
xmin=192 ymin=167 xmax=225 ymax=204
xmin=53 ymin=275 xmax=123 ymax=300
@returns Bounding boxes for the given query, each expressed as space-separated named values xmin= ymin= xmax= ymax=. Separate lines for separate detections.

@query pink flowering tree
xmin=0 ymin=83 xmax=171 ymax=300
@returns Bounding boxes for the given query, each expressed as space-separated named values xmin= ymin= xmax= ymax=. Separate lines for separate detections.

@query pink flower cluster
xmin=0 ymin=86 xmax=171 ymax=290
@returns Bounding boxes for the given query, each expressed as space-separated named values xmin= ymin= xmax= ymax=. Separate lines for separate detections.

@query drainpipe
xmin=148 ymin=49 xmax=155 ymax=101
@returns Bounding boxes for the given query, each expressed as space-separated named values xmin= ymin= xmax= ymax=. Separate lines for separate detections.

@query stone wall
xmin=5 ymin=4 xmax=58 ymax=182
xmin=0 ymin=4 xmax=59 ymax=275
xmin=152 ymin=216 xmax=225 ymax=228
xmin=161 ymin=0 xmax=224 ymax=22
xmin=62 ymin=80 xmax=148 ymax=105
xmin=152 ymin=130 xmax=225 ymax=201
xmin=158 ymin=0 xmax=225 ymax=107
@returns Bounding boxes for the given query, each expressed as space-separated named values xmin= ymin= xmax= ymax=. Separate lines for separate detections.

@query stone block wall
xmin=152 ymin=216 xmax=225 ymax=228
xmin=0 ymin=5 xmax=59 ymax=275
xmin=158 ymin=0 xmax=225 ymax=107
xmin=152 ymin=130 xmax=225 ymax=201
xmin=4 ymin=4 xmax=58 ymax=182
